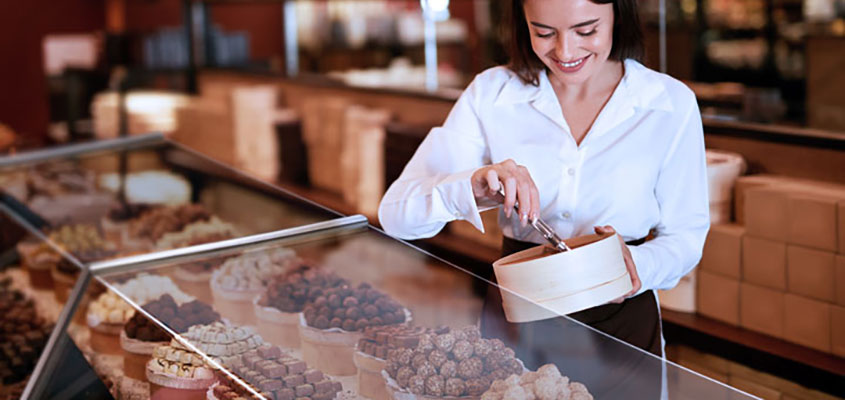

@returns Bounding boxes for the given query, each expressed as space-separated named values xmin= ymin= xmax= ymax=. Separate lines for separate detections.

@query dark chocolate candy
xmin=259 ymin=378 xmax=284 ymax=392
xmin=283 ymin=374 xmax=305 ymax=388
xmin=283 ymin=360 xmax=306 ymax=375
xmin=303 ymin=369 xmax=323 ymax=384
xmin=294 ymin=384 xmax=315 ymax=397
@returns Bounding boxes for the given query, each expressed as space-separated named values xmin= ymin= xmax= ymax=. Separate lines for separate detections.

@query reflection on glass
xmin=0 ymin=140 xmax=341 ymax=272
xmin=82 ymin=227 xmax=752 ymax=400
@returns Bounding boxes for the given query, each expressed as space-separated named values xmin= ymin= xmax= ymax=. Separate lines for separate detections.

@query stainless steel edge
xmin=90 ymin=214 xmax=369 ymax=274
xmin=21 ymin=269 xmax=92 ymax=400
xmin=0 ymin=133 xmax=166 ymax=169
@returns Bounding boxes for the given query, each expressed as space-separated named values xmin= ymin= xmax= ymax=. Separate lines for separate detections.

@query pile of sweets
xmin=0 ymin=277 xmax=52 ymax=385
xmin=148 ymin=339 xmax=215 ymax=380
xmin=88 ymin=290 xmax=135 ymax=326
xmin=357 ymin=324 xmax=445 ymax=360
xmin=480 ymin=364 xmax=592 ymax=400
xmin=117 ymin=273 xmax=194 ymax=305
xmin=214 ymin=344 xmax=343 ymax=400
xmin=182 ymin=322 xmax=264 ymax=366
xmin=212 ymin=248 xmax=297 ymax=292
xmin=124 ymin=294 xmax=221 ymax=341
xmin=25 ymin=162 xmax=97 ymax=197
xmin=386 ymin=326 xmax=524 ymax=397
xmin=303 ymin=282 xmax=405 ymax=331
xmin=155 ymin=217 xmax=239 ymax=250
xmin=129 ymin=204 xmax=211 ymax=241
xmin=49 ymin=224 xmax=115 ymax=274
xmin=263 ymin=264 xmax=348 ymax=313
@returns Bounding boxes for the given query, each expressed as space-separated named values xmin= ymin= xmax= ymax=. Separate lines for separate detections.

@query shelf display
xmin=0 ymin=135 xmax=758 ymax=399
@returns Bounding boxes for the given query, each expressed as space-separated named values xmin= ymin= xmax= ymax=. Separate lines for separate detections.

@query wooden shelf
xmin=662 ymin=310 xmax=845 ymax=375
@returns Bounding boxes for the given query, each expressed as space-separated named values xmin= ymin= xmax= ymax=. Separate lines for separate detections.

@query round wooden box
xmin=492 ymin=232 xmax=632 ymax=323
xmin=253 ymin=294 xmax=301 ymax=349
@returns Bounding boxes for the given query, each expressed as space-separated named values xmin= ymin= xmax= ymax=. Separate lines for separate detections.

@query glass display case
xmin=0 ymin=135 xmax=754 ymax=400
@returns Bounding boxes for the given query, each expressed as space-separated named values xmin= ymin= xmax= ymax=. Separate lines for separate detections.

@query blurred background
xmin=0 ymin=1 xmax=844 ymax=399
xmin=1 ymin=0 xmax=845 ymax=151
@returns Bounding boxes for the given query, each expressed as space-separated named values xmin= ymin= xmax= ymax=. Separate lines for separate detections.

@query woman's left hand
xmin=594 ymin=225 xmax=641 ymax=303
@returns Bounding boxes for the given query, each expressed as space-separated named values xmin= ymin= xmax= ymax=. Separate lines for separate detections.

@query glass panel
xmin=0 ymin=138 xmax=342 ymax=274
xmin=85 ymin=226 xmax=752 ymax=400
xmin=0 ymin=218 xmax=84 ymax=397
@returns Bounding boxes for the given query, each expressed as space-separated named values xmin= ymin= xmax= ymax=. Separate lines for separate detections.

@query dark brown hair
xmin=505 ymin=0 xmax=644 ymax=86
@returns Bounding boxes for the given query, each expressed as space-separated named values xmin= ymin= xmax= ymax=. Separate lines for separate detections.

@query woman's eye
xmin=576 ymin=29 xmax=597 ymax=37
xmin=536 ymin=31 xmax=555 ymax=38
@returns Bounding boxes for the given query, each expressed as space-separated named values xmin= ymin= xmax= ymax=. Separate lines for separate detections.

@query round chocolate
xmin=424 ymin=375 xmax=445 ymax=397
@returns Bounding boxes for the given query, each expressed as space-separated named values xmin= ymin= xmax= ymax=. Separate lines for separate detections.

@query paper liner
xmin=298 ymin=309 xmax=412 ymax=376
xmin=253 ymin=294 xmax=301 ymax=348
xmin=173 ymin=266 xmax=214 ymax=283
xmin=354 ymin=351 xmax=389 ymax=400
xmin=172 ymin=268 xmax=215 ymax=304
xmin=298 ymin=308 xmax=413 ymax=339
xmin=120 ymin=329 xmax=168 ymax=355
xmin=206 ymin=382 xmax=221 ymax=400
xmin=89 ymin=324 xmax=124 ymax=355
xmin=381 ymin=370 xmax=481 ymax=400
xmin=210 ymin=281 xmax=259 ymax=326
xmin=146 ymin=362 xmax=216 ymax=390
xmin=87 ymin=316 xmax=126 ymax=335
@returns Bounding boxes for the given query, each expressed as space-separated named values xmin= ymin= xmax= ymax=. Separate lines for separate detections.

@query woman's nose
xmin=556 ymin=34 xmax=575 ymax=61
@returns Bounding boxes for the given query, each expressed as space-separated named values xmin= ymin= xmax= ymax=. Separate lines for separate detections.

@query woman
xmin=379 ymin=0 xmax=709 ymax=394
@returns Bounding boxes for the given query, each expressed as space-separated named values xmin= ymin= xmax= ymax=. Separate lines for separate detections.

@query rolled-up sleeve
xmin=378 ymin=79 xmax=490 ymax=240
xmin=627 ymin=98 xmax=710 ymax=294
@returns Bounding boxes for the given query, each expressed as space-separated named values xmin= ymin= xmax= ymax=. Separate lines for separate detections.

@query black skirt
xmin=479 ymin=236 xmax=665 ymax=399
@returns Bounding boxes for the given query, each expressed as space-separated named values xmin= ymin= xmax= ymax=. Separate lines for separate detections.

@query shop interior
xmin=0 ymin=0 xmax=844 ymax=399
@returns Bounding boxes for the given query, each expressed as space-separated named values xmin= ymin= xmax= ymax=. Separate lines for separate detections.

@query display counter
xmin=0 ymin=135 xmax=756 ymax=399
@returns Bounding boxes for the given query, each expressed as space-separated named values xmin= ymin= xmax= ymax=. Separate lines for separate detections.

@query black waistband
xmin=502 ymin=234 xmax=648 ymax=255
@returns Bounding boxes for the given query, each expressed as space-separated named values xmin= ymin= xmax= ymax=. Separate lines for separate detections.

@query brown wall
xmin=209 ymin=3 xmax=284 ymax=63
xmin=0 ymin=0 xmax=105 ymax=143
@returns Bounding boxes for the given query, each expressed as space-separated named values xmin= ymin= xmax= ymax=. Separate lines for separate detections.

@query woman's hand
xmin=471 ymin=159 xmax=540 ymax=227
xmin=595 ymin=225 xmax=641 ymax=303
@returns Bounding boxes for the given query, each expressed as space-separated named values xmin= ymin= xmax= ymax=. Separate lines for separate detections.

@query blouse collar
xmin=494 ymin=59 xmax=674 ymax=114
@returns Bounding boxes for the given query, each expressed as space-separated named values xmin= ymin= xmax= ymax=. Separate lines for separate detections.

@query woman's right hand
xmin=471 ymin=159 xmax=540 ymax=227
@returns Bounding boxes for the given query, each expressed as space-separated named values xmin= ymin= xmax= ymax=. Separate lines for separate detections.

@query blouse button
xmin=562 ymin=211 xmax=572 ymax=219
xmin=567 ymin=168 xmax=576 ymax=176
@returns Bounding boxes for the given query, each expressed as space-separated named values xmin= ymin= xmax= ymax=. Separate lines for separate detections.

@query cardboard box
xmin=837 ymin=255 xmax=845 ymax=306
xmin=700 ymin=224 xmax=744 ymax=279
xmin=734 ymin=175 xmax=786 ymax=225
xmin=833 ymin=305 xmax=845 ymax=358
xmin=742 ymin=236 xmax=787 ymax=290
xmin=740 ymin=283 xmax=785 ymax=338
xmin=787 ymin=193 xmax=840 ymax=252
xmin=697 ymin=270 xmax=740 ymax=325
xmin=745 ymin=186 xmax=791 ymax=242
xmin=786 ymin=246 xmax=835 ymax=302
xmin=783 ymin=294 xmax=831 ymax=353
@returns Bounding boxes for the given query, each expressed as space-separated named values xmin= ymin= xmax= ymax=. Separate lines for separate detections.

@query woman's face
xmin=523 ymin=0 xmax=615 ymax=86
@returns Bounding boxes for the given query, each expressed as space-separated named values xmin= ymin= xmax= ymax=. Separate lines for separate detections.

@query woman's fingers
xmin=526 ymin=174 xmax=541 ymax=221
xmin=517 ymin=179 xmax=532 ymax=227
xmin=503 ymin=177 xmax=518 ymax=218
xmin=485 ymin=169 xmax=500 ymax=195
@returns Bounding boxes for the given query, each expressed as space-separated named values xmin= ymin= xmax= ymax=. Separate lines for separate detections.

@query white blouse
xmin=378 ymin=59 xmax=710 ymax=295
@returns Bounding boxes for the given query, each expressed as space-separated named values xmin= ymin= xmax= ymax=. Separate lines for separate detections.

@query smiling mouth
xmin=556 ymin=55 xmax=589 ymax=68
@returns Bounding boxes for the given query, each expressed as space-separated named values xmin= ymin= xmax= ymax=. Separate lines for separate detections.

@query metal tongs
xmin=498 ymin=186 xmax=572 ymax=252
